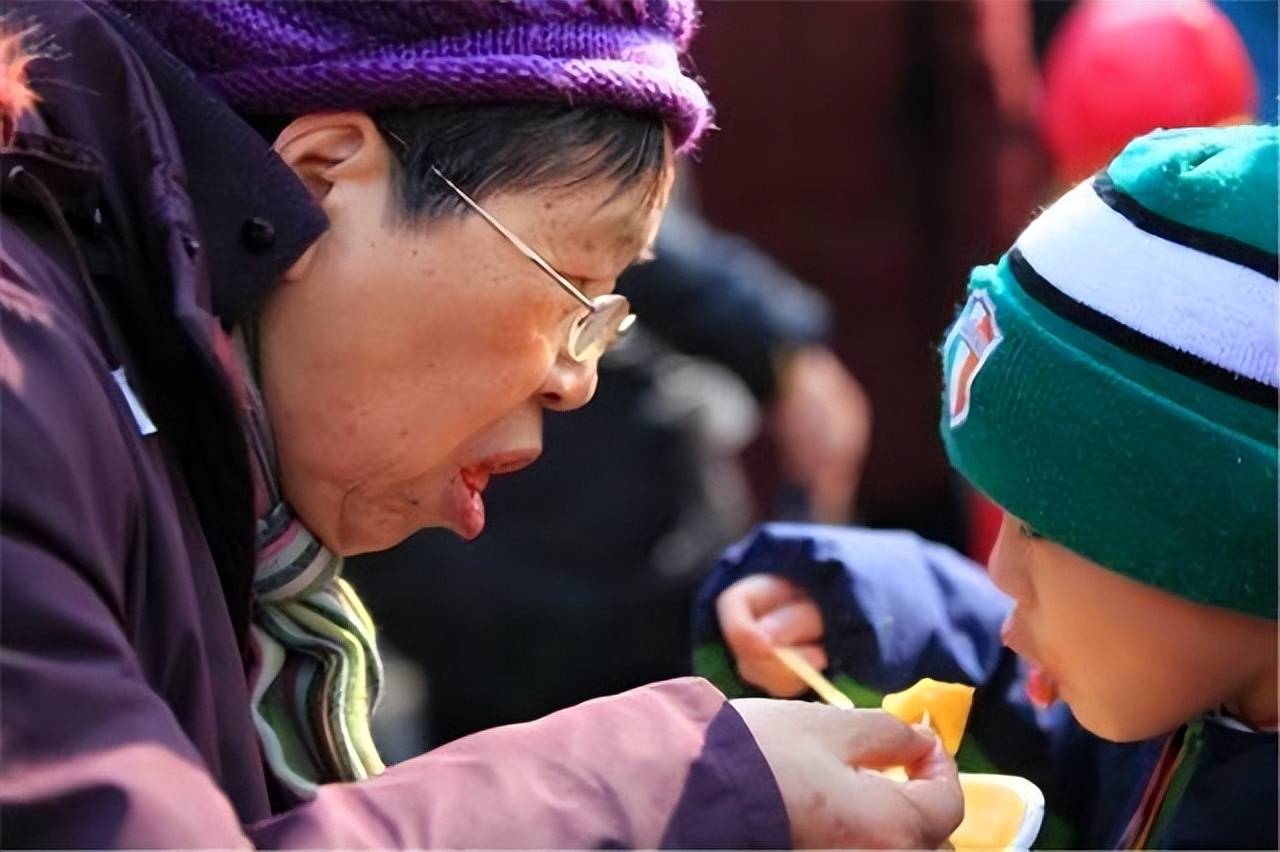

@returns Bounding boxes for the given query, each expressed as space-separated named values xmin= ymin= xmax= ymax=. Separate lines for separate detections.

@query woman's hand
xmin=717 ymin=574 xmax=826 ymax=697
xmin=732 ymin=699 xmax=964 ymax=849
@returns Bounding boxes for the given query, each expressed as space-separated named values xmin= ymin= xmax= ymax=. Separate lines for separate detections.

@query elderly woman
xmin=0 ymin=1 xmax=961 ymax=847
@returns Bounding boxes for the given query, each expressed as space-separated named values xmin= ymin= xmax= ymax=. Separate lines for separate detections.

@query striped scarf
xmin=231 ymin=333 xmax=386 ymax=798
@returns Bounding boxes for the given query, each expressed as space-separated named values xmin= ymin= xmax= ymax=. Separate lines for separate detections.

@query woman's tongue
xmin=449 ymin=469 xmax=489 ymax=540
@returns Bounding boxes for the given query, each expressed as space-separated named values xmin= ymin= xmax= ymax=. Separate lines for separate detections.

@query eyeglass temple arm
xmin=430 ymin=166 xmax=596 ymax=312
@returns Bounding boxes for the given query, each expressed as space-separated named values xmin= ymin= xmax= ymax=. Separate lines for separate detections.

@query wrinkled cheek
xmin=480 ymin=315 xmax=562 ymax=400
xmin=474 ymin=358 xmax=553 ymax=422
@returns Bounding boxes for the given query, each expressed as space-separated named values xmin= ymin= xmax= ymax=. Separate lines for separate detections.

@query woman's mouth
xmin=460 ymin=468 xmax=491 ymax=494
xmin=449 ymin=470 xmax=488 ymax=540
xmin=447 ymin=451 xmax=539 ymax=541
xmin=1001 ymin=612 xmax=1061 ymax=710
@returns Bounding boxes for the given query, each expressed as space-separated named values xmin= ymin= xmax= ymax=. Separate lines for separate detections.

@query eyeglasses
xmin=430 ymin=166 xmax=637 ymax=363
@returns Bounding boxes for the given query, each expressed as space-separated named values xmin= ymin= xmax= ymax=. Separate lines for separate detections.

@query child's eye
xmin=1019 ymin=523 xmax=1045 ymax=540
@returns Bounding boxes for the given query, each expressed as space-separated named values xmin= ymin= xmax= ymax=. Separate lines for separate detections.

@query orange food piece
xmin=880 ymin=680 xmax=1043 ymax=849
xmin=881 ymin=678 xmax=975 ymax=756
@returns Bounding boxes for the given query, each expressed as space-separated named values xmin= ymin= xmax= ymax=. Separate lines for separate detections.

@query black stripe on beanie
xmin=1093 ymin=174 xmax=1279 ymax=280
xmin=1008 ymin=249 xmax=1279 ymax=410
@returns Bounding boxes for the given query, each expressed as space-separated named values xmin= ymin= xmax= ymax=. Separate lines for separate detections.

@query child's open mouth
xmin=1025 ymin=664 xmax=1060 ymax=710
xmin=1001 ymin=612 xmax=1061 ymax=710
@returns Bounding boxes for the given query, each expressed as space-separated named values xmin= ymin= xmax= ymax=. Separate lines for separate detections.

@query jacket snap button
xmin=241 ymin=216 xmax=276 ymax=252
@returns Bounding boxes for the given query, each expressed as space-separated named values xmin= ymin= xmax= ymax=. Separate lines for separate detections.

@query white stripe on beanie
xmin=1014 ymin=180 xmax=1278 ymax=388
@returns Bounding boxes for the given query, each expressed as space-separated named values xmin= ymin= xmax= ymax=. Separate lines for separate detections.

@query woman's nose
xmin=538 ymin=355 xmax=599 ymax=412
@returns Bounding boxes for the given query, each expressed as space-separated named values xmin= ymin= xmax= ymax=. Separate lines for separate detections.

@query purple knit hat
xmin=113 ymin=0 xmax=714 ymax=151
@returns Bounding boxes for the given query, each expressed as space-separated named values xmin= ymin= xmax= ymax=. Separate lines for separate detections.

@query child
xmin=696 ymin=124 xmax=1278 ymax=848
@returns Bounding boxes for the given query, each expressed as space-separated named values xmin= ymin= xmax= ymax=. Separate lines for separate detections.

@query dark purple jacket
xmin=0 ymin=2 xmax=788 ymax=846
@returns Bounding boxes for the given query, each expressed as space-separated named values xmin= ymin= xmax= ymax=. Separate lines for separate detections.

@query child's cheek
xmin=1062 ymin=643 xmax=1193 ymax=743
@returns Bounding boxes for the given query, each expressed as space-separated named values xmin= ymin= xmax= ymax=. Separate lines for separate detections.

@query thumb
xmin=899 ymin=738 xmax=964 ymax=843
xmin=841 ymin=711 xmax=941 ymax=769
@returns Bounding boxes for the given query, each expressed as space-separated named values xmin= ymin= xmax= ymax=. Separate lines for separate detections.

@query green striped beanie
xmin=941 ymin=125 xmax=1278 ymax=620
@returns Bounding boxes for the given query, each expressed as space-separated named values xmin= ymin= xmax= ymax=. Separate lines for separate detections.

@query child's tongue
xmin=1026 ymin=664 xmax=1059 ymax=710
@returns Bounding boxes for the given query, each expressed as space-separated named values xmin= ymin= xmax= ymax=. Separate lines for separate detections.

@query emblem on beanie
xmin=945 ymin=290 xmax=1003 ymax=427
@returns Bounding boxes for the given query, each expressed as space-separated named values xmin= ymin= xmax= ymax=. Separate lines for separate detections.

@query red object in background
xmin=1042 ymin=0 xmax=1258 ymax=184
xmin=969 ymin=491 xmax=1003 ymax=565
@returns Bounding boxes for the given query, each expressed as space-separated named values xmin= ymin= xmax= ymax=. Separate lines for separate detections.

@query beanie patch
xmin=944 ymin=290 xmax=1004 ymax=428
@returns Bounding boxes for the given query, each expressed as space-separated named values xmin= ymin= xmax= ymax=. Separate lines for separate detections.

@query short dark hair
xmin=252 ymin=101 xmax=668 ymax=222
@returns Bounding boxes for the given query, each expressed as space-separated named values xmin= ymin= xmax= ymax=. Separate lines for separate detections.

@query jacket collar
xmin=100 ymin=2 xmax=329 ymax=326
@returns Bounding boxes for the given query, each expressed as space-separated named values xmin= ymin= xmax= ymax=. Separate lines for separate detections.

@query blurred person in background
xmin=351 ymin=187 xmax=871 ymax=750
xmin=0 ymin=1 xmax=965 ymax=847
xmin=690 ymin=0 xmax=1048 ymax=555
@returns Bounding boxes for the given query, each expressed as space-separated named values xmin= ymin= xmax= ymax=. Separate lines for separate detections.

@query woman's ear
xmin=274 ymin=112 xmax=392 ymax=283
xmin=273 ymin=112 xmax=389 ymax=204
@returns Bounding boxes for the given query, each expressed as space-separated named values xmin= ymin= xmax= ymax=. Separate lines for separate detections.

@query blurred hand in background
xmin=772 ymin=345 xmax=872 ymax=524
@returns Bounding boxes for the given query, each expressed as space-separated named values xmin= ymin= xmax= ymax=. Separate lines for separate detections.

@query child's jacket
xmin=694 ymin=523 xmax=1278 ymax=849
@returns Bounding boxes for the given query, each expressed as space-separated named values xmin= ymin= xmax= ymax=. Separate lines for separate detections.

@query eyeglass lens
xmin=567 ymin=295 xmax=635 ymax=362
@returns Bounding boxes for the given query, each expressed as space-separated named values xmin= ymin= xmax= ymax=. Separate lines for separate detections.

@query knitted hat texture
xmin=941 ymin=125 xmax=1278 ymax=618
xmin=112 ymin=0 xmax=713 ymax=151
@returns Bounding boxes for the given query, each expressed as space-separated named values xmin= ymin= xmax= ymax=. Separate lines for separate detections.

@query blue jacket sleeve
xmin=692 ymin=522 xmax=1107 ymax=847
xmin=693 ymin=523 xmax=1010 ymax=691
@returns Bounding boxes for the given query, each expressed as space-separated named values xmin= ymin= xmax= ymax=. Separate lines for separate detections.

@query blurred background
xmin=347 ymin=0 xmax=1277 ymax=761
